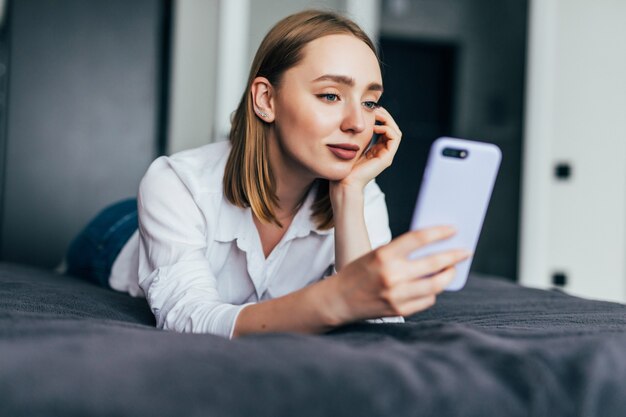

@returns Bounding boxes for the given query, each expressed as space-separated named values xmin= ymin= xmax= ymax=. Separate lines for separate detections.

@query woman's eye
xmin=363 ymin=101 xmax=380 ymax=110
xmin=318 ymin=93 xmax=339 ymax=102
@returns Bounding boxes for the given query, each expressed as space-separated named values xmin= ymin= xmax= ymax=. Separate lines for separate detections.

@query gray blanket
xmin=1 ymin=262 xmax=625 ymax=417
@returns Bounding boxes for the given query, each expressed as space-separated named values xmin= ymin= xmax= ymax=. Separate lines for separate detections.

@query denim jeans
xmin=65 ymin=198 xmax=138 ymax=288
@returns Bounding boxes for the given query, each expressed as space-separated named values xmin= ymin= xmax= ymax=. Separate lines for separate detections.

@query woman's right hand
xmin=324 ymin=226 xmax=471 ymax=325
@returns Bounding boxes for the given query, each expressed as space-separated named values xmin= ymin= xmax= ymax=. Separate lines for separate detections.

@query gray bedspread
xmin=1 ymin=262 xmax=625 ymax=417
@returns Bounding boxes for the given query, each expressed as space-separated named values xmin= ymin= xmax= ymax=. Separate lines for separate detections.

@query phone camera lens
xmin=442 ymin=148 xmax=469 ymax=159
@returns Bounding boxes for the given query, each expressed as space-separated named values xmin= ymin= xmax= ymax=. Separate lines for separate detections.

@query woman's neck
xmin=267 ymin=133 xmax=315 ymax=215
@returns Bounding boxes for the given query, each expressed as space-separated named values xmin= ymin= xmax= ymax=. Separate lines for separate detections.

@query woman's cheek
xmin=305 ymin=110 xmax=338 ymax=137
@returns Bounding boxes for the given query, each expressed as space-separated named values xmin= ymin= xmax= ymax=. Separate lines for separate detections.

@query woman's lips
xmin=327 ymin=144 xmax=359 ymax=160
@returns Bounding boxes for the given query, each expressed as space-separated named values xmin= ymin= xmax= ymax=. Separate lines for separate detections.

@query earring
xmin=256 ymin=108 xmax=269 ymax=118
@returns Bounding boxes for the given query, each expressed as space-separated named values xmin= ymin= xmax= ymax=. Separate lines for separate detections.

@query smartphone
xmin=409 ymin=137 xmax=502 ymax=291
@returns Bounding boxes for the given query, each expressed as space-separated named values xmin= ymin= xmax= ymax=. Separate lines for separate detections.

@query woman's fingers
xmin=372 ymin=125 xmax=401 ymax=150
xmin=375 ymin=107 xmax=402 ymax=138
xmin=386 ymin=226 xmax=457 ymax=257
xmin=335 ymin=228 xmax=468 ymax=322
xmin=367 ymin=123 xmax=401 ymax=161
xmin=376 ymin=227 xmax=469 ymax=287
xmin=393 ymin=266 xmax=456 ymax=303
xmin=408 ymin=249 xmax=470 ymax=278
xmin=372 ymin=122 xmax=401 ymax=148
xmin=379 ymin=267 xmax=455 ymax=316
xmin=396 ymin=294 xmax=437 ymax=317
xmin=373 ymin=119 xmax=401 ymax=137
xmin=366 ymin=107 xmax=401 ymax=158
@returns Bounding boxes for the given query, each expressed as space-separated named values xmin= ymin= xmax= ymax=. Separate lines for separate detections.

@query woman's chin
xmin=318 ymin=165 xmax=354 ymax=182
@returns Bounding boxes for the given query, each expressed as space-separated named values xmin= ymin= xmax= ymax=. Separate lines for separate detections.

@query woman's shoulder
xmin=169 ymin=140 xmax=231 ymax=165
xmin=142 ymin=141 xmax=231 ymax=194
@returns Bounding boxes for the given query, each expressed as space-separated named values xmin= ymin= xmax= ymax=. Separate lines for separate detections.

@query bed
xmin=1 ymin=261 xmax=625 ymax=417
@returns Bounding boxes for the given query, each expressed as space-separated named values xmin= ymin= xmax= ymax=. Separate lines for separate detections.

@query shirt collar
xmin=290 ymin=182 xmax=334 ymax=238
xmin=214 ymin=182 xmax=333 ymax=244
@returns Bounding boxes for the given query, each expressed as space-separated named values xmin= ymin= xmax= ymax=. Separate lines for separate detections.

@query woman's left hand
xmin=329 ymin=107 xmax=402 ymax=268
xmin=336 ymin=106 xmax=402 ymax=190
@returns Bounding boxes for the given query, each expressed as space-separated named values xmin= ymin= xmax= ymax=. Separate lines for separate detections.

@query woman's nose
xmin=340 ymin=102 xmax=366 ymax=134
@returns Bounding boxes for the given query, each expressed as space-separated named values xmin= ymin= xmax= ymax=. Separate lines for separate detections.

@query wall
xmin=0 ymin=0 xmax=8 ymax=245
xmin=520 ymin=0 xmax=626 ymax=302
xmin=166 ymin=0 xmax=218 ymax=154
xmin=0 ymin=0 xmax=164 ymax=267
xmin=247 ymin=0 xmax=344 ymax=65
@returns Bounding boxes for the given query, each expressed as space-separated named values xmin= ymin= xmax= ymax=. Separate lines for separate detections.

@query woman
xmin=64 ymin=10 xmax=470 ymax=339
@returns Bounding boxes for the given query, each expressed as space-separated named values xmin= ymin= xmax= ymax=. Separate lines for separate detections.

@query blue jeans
xmin=65 ymin=198 xmax=138 ymax=288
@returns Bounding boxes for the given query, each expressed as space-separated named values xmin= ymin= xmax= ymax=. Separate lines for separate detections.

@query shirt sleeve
xmin=137 ymin=156 xmax=252 ymax=339
xmin=362 ymin=179 xmax=405 ymax=324
xmin=363 ymin=179 xmax=393 ymax=249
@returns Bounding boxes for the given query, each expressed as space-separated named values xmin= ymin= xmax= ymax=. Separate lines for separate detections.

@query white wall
xmin=167 ymin=0 xmax=219 ymax=154
xmin=247 ymin=0 xmax=344 ymax=66
xmin=520 ymin=0 xmax=626 ymax=302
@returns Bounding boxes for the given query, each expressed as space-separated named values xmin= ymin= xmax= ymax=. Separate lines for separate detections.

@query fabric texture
xmin=1 ymin=262 xmax=625 ymax=417
xmin=110 ymin=140 xmax=398 ymax=338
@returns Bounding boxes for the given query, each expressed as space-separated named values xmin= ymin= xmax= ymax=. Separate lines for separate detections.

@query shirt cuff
xmin=228 ymin=302 xmax=256 ymax=339
xmin=365 ymin=315 xmax=405 ymax=324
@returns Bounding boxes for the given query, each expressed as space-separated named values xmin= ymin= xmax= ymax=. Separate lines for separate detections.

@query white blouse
xmin=109 ymin=140 xmax=404 ymax=339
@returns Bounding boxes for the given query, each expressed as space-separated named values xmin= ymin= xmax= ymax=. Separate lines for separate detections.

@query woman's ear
xmin=250 ymin=77 xmax=275 ymax=122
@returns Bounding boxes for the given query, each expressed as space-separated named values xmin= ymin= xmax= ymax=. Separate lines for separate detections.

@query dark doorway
xmin=376 ymin=37 xmax=457 ymax=237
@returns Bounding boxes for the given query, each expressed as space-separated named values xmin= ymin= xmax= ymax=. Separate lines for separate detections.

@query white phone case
xmin=409 ymin=137 xmax=502 ymax=291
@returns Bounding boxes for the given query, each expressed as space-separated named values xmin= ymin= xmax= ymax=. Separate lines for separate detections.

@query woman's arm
xmin=331 ymin=107 xmax=402 ymax=270
xmin=331 ymin=183 xmax=371 ymax=271
xmin=232 ymin=226 xmax=470 ymax=337
xmin=138 ymin=156 xmax=253 ymax=338
xmin=232 ymin=275 xmax=341 ymax=337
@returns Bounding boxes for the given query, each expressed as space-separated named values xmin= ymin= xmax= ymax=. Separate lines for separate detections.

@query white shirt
xmin=109 ymin=140 xmax=404 ymax=339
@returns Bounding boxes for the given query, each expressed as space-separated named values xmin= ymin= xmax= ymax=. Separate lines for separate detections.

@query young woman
xmin=64 ymin=10 xmax=470 ymax=339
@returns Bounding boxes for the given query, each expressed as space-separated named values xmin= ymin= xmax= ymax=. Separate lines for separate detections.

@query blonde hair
xmin=223 ymin=10 xmax=378 ymax=229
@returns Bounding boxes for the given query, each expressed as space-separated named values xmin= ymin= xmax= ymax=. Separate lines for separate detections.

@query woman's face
xmin=270 ymin=34 xmax=383 ymax=182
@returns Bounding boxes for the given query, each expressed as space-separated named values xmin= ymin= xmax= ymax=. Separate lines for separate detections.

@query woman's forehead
xmin=291 ymin=34 xmax=382 ymax=86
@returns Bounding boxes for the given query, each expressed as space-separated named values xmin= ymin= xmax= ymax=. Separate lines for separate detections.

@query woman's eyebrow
xmin=312 ymin=74 xmax=383 ymax=92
